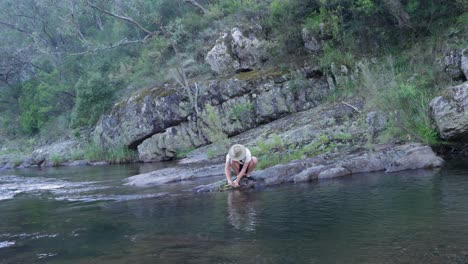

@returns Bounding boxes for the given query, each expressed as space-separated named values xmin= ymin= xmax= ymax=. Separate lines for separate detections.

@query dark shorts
xmin=238 ymin=163 xmax=244 ymax=174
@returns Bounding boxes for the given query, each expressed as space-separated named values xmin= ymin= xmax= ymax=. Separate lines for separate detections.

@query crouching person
xmin=225 ymin=144 xmax=258 ymax=188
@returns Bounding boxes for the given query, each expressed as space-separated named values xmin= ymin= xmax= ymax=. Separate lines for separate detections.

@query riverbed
xmin=0 ymin=158 xmax=467 ymax=263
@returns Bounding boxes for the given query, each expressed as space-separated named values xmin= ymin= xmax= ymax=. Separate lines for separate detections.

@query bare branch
xmin=86 ymin=1 xmax=157 ymax=37
xmin=183 ymin=0 xmax=207 ymax=14
xmin=68 ymin=39 xmax=145 ymax=55
xmin=69 ymin=0 xmax=87 ymax=43
xmin=0 ymin=20 xmax=32 ymax=35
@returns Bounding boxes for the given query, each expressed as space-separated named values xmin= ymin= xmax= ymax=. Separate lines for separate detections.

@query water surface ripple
xmin=0 ymin=159 xmax=467 ymax=263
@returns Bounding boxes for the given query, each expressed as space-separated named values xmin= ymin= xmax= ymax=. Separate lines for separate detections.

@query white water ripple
xmin=0 ymin=175 xmax=107 ymax=201
xmin=0 ymin=241 xmax=15 ymax=249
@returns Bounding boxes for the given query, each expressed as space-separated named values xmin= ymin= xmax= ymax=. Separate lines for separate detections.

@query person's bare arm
xmin=225 ymin=162 xmax=233 ymax=186
xmin=233 ymin=161 xmax=250 ymax=187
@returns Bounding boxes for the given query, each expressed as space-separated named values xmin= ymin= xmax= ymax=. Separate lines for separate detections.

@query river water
xmin=0 ymin=158 xmax=467 ymax=263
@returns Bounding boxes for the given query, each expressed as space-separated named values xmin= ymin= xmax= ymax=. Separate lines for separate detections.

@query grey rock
xmin=437 ymin=49 xmax=466 ymax=81
xmin=189 ymin=143 xmax=443 ymax=192
xmin=293 ymin=165 xmax=326 ymax=182
xmin=31 ymin=140 xmax=80 ymax=166
xmin=93 ymin=88 xmax=188 ymax=148
xmin=430 ymin=82 xmax=468 ymax=141
xmin=318 ymin=167 xmax=351 ymax=179
xmin=462 ymin=48 xmax=468 ymax=80
xmin=125 ymin=164 xmax=224 ymax=187
xmin=62 ymin=160 xmax=89 ymax=167
xmin=205 ymin=28 xmax=264 ymax=74
xmin=384 ymin=144 xmax=444 ymax=172
xmin=340 ymin=155 xmax=386 ymax=174
xmin=89 ymin=161 xmax=109 ymax=166
xmin=231 ymin=27 xmax=262 ymax=71
xmin=366 ymin=111 xmax=387 ymax=136
xmin=135 ymin=72 xmax=330 ymax=162
xmin=205 ymin=33 xmax=240 ymax=74
xmin=302 ymin=28 xmax=321 ymax=53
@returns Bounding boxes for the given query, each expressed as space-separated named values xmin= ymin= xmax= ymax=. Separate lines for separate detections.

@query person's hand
xmin=227 ymin=180 xmax=234 ymax=186
xmin=233 ymin=180 xmax=240 ymax=188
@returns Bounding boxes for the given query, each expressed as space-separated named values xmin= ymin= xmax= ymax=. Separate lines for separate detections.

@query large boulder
xmin=429 ymin=82 xmax=468 ymax=141
xmin=205 ymin=28 xmax=263 ymax=74
xmin=204 ymin=32 xmax=240 ymax=74
xmin=93 ymin=87 xmax=190 ymax=148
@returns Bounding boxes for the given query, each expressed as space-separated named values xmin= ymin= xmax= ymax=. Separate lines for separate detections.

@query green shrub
xmin=50 ymin=155 xmax=65 ymax=167
xmin=202 ymin=104 xmax=228 ymax=154
xmin=83 ymin=141 xmax=137 ymax=164
xmin=319 ymin=43 xmax=355 ymax=70
xmin=72 ymin=72 xmax=116 ymax=128
xmin=176 ymin=147 xmax=195 ymax=159
xmin=383 ymin=83 xmax=438 ymax=145
xmin=70 ymin=147 xmax=85 ymax=161
xmin=207 ymin=149 xmax=216 ymax=159
xmin=18 ymin=71 xmax=70 ymax=135
xmin=13 ymin=157 xmax=23 ymax=168
xmin=230 ymin=102 xmax=253 ymax=121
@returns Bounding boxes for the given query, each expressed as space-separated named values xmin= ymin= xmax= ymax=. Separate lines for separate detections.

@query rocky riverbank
xmin=123 ymin=142 xmax=443 ymax=192
xmin=0 ymin=28 xmax=466 ymax=182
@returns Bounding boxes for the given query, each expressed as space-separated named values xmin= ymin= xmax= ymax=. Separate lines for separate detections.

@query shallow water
xmin=0 ymin=158 xmax=468 ymax=263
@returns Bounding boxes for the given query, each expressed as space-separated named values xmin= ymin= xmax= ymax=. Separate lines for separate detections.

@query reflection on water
xmin=0 ymin=158 xmax=467 ymax=263
xmin=227 ymin=191 xmax=257 ymax=232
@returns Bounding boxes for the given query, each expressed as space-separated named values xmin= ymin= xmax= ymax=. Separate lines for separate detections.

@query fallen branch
xmin=341 ymin=101 xmax=362 ymax=113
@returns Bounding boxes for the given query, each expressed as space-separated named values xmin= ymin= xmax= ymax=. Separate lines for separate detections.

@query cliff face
xmin=93 ymin=69 xmax=330 ymax=161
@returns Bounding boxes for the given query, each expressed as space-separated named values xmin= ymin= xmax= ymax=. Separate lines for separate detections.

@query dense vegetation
xmin=0 ymin=0 xmax=466 ymax=153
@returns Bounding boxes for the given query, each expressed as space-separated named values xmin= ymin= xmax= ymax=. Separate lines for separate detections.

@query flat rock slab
xmin=125 ymin=160 xmax=224 ymax=187
xmin=124 ymin=143 xmax=443 ymax=191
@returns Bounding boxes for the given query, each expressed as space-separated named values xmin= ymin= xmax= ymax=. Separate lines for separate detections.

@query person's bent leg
xmin=231 ymin=161 xmax=241 ymax=175
xmin=246 ymin=157 xmax=257 ymax=177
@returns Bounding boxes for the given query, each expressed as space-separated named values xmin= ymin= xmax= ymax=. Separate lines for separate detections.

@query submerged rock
xmin=430 ymin=82 xmax=468 ymax=141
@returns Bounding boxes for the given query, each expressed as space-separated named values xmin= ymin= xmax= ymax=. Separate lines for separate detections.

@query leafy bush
xmin=18 ymin=71 xmax=70 ymax=135
xmin=383 ymin=83 xmax=438 ymax=145
xmin=202 ymin=104 xmax=228 ymax=154
xmin=358 ymin=56 xmax=440 ymax=145
xmin=72 ymin=72 xmax=116 ymax=128
xmin=319 ymin=43 xmax=355 ymax=70
xmin=50 ymin=154 xmax=65 ymax=167
xmin=83 ymin=141 xmax=137 ymax=163
xmin=176 ymin=147 xmax=196 ymax=159
xmin=229 ymin=102 xmax=253 ymax=121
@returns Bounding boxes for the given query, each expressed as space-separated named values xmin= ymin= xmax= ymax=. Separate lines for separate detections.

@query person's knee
xmin=252 ymin=157 xmax=258 ymax=166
